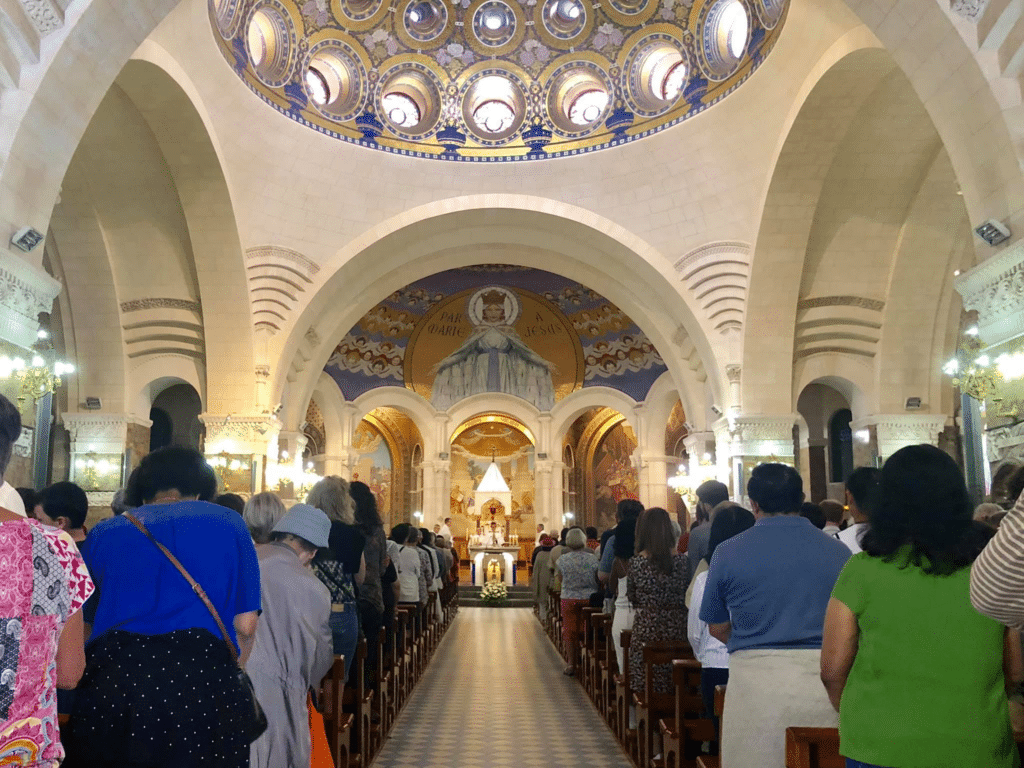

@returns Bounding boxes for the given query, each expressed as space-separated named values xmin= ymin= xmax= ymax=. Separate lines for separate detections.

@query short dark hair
xmin=862 ymin=444 xmax=991 ymax=576
xmin=16 ymin=487 xmax=37 ymax=515
xmin=214 ymin=493 xmax=245 ymax=515
xmin=707 ymin=503 xmax=755 ymax=563
xmin=585 ymin=526 xmax=598 ymax=540
xmin=747 ymin=463 xmax=803 ymax=515
xmin=992 ymin=460 xmax=1022 ymax=509
xmin=696 ymin=480 xmax=730 ymax=510
xmin=845 ymin=467 xmax=881 ymax=512
xmin=419 ymin=527 xmax=434 ymax=546
xmin=391 ymin=522 xmax=411 ymax=543
xmin=1007 ymin=465 xmax=1024 ymax=510
xmin=125 ymin=446 xmax=217 ymax=506
xmin=820 ymin=499 xmax=845 ymax=525
xmin=617 ymin=499 xmax=644 ymax=521
xmin=799 ymin=502 xmax=826 ymax=530
xmin=612 ymin=517 xmax=637 ymax=559
xmin=38 ymin=481 xmax=89 ymax=529
xmin=0 ymin=394 xmax=21 ymax=480
xmin=350 ymin=480 xmax=383 ymax=534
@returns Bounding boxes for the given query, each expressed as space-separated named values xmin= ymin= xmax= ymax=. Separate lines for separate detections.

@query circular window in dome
xmin=383 ymin=93 xmax=421 ymax=128
xmin=246 ymin=5 xmax=293 ymax=87
xmin=547 ymin=62 xmax=612 ymax=136
xmin=601 ymin=0 xmax=655 ymax=24
xmin=623 ymin=38 xmax=691 ymax=116
xmin=462 ymin=73 xmax=526 ymax=142
xmin=336 ymin=0 xmax=388 ymax=26
xmin=473 ymin=1 xmax=517 ymax=47
xmin=304 ymin=43 xmax=365 ymax=121
xmin=701 ymin=0 xmax=749 ymax=78
xmin=379 ymin=67 xmax=443 ymax=136
xmin=755 ymin=0 xmax=784 ymax=27
xmin=568 ymin=90 xmax=609 ymax=126
xmin=404 ymin=0 xmax=448 ymax=42
xmin=540 ymin=0 xmax=588 ymax=40
xmin=211 ymin=0 xmax=243 ymax=38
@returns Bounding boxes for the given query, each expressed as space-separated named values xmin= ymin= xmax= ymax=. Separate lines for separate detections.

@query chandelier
xmin=942 ymin=327 xmax=1024 ymax=404
xmin=667 ymin=453 xmax=719 ymax=509
xmin=0 ymin=330 xmax=75 ymax=405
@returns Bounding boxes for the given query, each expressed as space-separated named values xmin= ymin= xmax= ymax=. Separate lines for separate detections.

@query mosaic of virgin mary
xmin=430 ymin=286 xmax=556 ymax=411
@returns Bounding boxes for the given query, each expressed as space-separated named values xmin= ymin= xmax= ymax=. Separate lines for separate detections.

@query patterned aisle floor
xmin=371 ymin=608 xmax=633 ymax=768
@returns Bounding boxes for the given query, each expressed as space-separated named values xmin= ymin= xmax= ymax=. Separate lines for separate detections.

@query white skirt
xmin=721 ymin=648 xmax=838 ymax=768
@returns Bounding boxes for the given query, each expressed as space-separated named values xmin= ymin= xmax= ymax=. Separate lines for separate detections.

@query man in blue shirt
xmin=699 ymin=463 xmax=850 ymax=768
xmin=598 ymin=498 xmax=644 ymax=582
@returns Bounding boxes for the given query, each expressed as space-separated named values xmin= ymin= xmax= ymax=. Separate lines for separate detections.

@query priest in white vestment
xmin=481 ymin=522 xmax=505 ymax=547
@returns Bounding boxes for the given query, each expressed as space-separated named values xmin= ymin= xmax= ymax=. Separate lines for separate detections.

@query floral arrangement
xmin=481 ymin=581 xmax=508 ymax=605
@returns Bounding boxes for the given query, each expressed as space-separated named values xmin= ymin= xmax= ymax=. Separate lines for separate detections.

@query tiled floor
xmin=372 ymin=608 xmax=633 ymax=768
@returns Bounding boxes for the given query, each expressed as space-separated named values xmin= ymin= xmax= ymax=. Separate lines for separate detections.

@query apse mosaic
xmin=351 ymin=419 xmax=394 ymax=515
xmin=209 ymin=0 xmax=788 ymax=160
xmin=593 ymin=421 xmax=639 ymax=529
xmin=325 ymin=265 xmax=667 ymax=409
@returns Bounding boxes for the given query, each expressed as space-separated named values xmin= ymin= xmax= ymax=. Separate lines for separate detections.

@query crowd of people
xmin=536 ymin=447 xmax=1024 ymax=768
xmin=0 ymin=392 xmax=458 ymax=768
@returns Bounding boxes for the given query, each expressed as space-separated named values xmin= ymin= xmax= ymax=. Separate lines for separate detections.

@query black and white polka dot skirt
xmin=62 ymin=629 xmax=252 ymax=768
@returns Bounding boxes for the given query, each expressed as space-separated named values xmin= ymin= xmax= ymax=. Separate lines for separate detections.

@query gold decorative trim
xmin=450 ymin=413 xmax=536 ymax=446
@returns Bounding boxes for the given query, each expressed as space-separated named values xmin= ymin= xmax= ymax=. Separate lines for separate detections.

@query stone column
xmin=725 ymin=364 xmax=742 ymax=414
xmin=422 ymin=458 xmax=450 ymax=526
xmin=850 ymin=414 xmax=947 ymax=463
xmin=717 ymin=415 xmax=798 ymax=503
xmin=200 ymin=414 xmax=282 ymax=495
xmin=62 ymin=413 xmax=152 ymax=512
xmin=637 ymin=454 xmax=673 ymax=512
xmin=534 ymin=458 xmax=555 ymax=528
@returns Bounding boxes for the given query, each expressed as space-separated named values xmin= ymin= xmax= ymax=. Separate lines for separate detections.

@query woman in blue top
xmin=63 ymin=446 xmax=262 ymax=768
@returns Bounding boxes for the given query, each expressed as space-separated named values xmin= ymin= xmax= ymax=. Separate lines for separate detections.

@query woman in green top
xmin=821 ymin=444 xmax=1023 ymax=768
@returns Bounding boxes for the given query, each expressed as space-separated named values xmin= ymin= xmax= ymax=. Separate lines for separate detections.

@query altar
xmin=469 ymin=546 xmax=521 ymax=587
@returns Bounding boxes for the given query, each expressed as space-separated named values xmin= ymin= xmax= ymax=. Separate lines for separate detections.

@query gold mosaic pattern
xmin=210 ymin=0 xmax=787 ymax=160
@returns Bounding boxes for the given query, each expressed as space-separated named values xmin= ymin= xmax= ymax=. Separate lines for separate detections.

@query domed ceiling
xmin=210 ymin=0 xmax=788 ymax=160
xmin=325 ymin=265 xmax=668 ymax=410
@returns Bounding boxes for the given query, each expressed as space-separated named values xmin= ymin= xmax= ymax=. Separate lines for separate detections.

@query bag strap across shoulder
xmin=124 ymin=512 xmax=240 ymax=666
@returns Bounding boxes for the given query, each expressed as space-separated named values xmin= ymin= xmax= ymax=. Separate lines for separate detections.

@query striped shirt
xmin=970 ymin=493 xmax=1024 ymax=628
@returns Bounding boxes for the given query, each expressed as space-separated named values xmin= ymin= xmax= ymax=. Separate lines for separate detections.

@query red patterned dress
xmin=0 ymin=517 xmax=93 ymax=767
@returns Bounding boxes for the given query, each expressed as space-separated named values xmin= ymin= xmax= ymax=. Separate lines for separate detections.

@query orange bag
xmin=308 ymin=692 xmax=334 ymax=768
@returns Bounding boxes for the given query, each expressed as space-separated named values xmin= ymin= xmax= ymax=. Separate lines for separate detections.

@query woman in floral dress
xmin=628 ymin=507 xmax=690 ymax=694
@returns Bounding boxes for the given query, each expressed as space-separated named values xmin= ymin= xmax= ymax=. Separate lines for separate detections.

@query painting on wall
xmin=448 ymin=417 xmax=535 ymax=538
xmin=352 ymin=420 xmax=393 ymax=521
xmin=593 ymin=422 xmax=639 ymax=532
xmin=325 ymin=265 xmax=667 ymax=411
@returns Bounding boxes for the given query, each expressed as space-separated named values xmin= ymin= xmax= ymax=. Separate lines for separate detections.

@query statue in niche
xmin=486 ymin=557 xmax=502 ymax=584
xmin=430 ymin=287 xmax=556 ymax=411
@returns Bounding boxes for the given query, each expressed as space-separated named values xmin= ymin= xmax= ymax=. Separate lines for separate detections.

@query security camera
xmin=710 ymin=404 xmax=723 ymax=417
xmin=272 ymin=402 xmax=283 ymax=415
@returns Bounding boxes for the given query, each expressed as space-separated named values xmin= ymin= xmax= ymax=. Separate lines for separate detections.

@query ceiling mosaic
xmin=325 ymin=264 xmax=667 ymax=408
xmin=209 ymin=0 xmax=788 ymax=160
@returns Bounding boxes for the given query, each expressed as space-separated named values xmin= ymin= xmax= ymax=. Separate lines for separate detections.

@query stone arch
xmin=792 ymin=355 xmax=871 ymax=420
xmin=445 ymin=394 xmax=543 ymax=453
xmin=550 ymin=387 xmax=639 ymax=448
xmin=276 ymin=202 xmax=717 ymax=432
xmin=130 ymin=355 xmax=207 ymax=417
xmin=352 ymin=387 xmax=438 ymax=458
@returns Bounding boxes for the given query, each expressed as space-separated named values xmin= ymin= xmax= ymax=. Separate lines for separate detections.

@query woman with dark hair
xmin=608 ymin=517 xmax=637 ymax=683
xmin=687 ymin=503 xmax=755 ymax=744
xmin=419 ymin=527 xmax=442 ymax=621
xmin=64 ymin=446 xmax=261 ymax=768
xmin=530 ymin=534 xmax=557 ymax=622
xmin=822 ymin=444 xmax=1020 ymax=768
xmin=306 ymin=476 xmax=366 ymax=682
xmin=628 ymin=507 xmax=690 ymax=696
xmin=585 ymin=525 xmax=600 ymax=550
xmin=349 ymin=480 xmax=388 ymax=692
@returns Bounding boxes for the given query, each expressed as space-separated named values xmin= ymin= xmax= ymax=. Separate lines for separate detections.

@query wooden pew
xmin=319 ymin=655 xmax=355 ymax=768
xmin=374 ymin=626 xmax=394 ymax=734
xmin=579 ymin=607 xmax=600 ymax=691
xmin=343 ymin=639 xmax=375 ymax=767
xmin=595 ymin=613 xmax=617 ymax=723
xmin=695 ymin=685 xmax=726 ymax=768
xmin=633 ymin=641 xmax=694 ymax=768
xmin=784 ymin=728 xmax=842 ymax=768
xmin=660 ymin=658 xmax=713 ymax=768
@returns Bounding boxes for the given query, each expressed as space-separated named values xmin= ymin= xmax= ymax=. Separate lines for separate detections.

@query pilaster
xmin=715 ymin=414 xmax=798 ymax=501
xmin=0 ymin=254 xmax=62 ymax=349
xmin=955 ymin=239 xmax=1024 ymax=347
xmin=851 ymin=414 xmax=947 ymax=461
xmin=200 ymin=413 xmax=282 ymax=495
xmin=62 ymin=412 xmax=152 ymax=506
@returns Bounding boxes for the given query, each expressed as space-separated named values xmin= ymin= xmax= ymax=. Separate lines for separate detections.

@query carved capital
xmin=725 ymin=364 xmax=742 ymax=384
xmin=724 ymin=414 xmax=798 ymax=458
xmin=950 ymin=0 xmax=989 ymax=20
xmin=955 ymin=239 xmax=1024 ymax=346
xmin=988 ymin=421 xmax=1024 ymax=462
xmin=0 ymin=254 xmax=62 ymax=349
xmin=852 ymin=413 xmax=947 ymax=458
xmin=20 ymin=0 xmax=64 ymax=35
xmin=201 ymin=414 xmax=283 ymax=455
xmin=62 ymin=413 xmax=151 ymax=454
